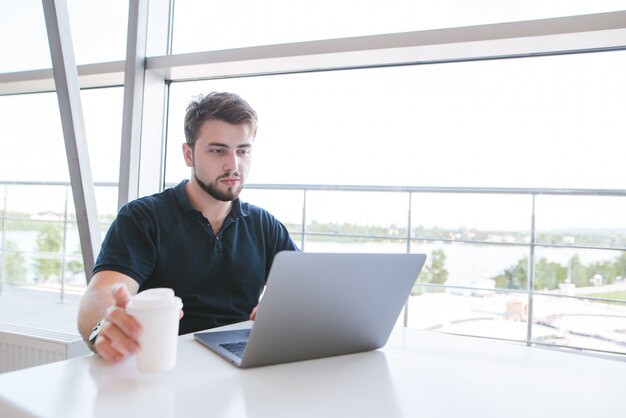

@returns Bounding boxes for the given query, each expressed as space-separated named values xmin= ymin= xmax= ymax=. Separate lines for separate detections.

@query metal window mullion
xmin=41 ymin=0 xmax=100 ymax=283
xmin=119 ymin=0 xmax=171 ymax=206
xmin=118 ymin=0 xmax=149 ymax=209
xmin=3 ymin=10 xmax=626 ymax=97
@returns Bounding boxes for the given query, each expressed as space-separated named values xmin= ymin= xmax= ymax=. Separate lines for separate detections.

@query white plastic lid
xmin=126 ymin=288 xmax=183 ymax=310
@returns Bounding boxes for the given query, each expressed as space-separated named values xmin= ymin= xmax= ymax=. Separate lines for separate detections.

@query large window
xmin=0 ymin=88 xmax=122 ymax=292
xmin=162 ymin=47 xmax=626 ymax=355
xmin=1 ymin=2 xmax=625 ymax=354
xmin=0 ymin=0 xmax=127 ymax=73
xmin=165 ymin=51 xmax=626 ymax=189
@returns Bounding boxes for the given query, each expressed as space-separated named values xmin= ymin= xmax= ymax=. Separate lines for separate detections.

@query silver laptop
xmin=193 ymin=251 xmax=426 ymax=368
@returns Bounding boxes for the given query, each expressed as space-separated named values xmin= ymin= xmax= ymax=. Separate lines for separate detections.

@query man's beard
xmin=194 ymin=173 xmax=243 ymax=202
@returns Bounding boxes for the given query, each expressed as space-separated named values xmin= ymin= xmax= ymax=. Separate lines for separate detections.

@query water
xmin=2 ymin=231 xmax=623 ymax=288
xmin=303 ymin=240 xmax=623 ymax=286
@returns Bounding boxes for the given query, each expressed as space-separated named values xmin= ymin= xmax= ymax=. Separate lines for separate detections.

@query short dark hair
xmin=184 ymin=92 xmax=258 ymax=148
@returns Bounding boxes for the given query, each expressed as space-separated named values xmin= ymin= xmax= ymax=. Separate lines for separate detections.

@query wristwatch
xmin=88 ymin=319 xmax=105 ymax=348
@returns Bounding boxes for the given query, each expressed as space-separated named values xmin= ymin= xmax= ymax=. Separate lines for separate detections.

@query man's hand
xmin=250 ymin=305 xmax=259 ymax=321
xmin=92 ymin=283 xmax=143 ymax=363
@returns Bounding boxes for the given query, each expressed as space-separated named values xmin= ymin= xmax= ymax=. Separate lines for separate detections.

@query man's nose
xmin=223 ymin=151 xmax=239 ymax=172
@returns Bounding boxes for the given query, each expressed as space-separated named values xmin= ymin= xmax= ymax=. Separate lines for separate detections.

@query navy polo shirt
xmin=93 ymin=180 xmax=299 ymax=335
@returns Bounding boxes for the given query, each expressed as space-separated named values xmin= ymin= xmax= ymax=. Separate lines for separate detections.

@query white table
xmin=0 ymin=322 xmax=624 ymax=418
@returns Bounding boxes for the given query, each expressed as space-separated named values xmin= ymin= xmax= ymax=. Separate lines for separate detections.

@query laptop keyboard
xmin=219 ymin=341 xmax=247 ymax=358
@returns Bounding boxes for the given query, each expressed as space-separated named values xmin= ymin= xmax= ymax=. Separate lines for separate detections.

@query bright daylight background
xmin=1 ymin=1 xmax=625 ymax=229
xmin=0 ymin=0 xmax=625 ymax=354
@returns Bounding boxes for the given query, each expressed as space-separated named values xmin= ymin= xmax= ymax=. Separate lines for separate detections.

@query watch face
xmin=89 ymin=320 xmax=104 ymax=342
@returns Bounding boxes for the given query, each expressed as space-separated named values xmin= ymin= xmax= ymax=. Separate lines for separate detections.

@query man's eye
xmin=237 ymin=149 xmax=250 ymax=156
xmin=210 ymin=148 xmax=226 ymax=154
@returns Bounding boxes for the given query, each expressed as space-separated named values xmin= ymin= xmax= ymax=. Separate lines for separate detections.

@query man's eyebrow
xmin=207 ymin=142 xmax=252 ymax=148
xmin=207 ymin=142 xmax=229 ymax=148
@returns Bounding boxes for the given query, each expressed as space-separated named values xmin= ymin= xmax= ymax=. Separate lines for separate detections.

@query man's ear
xmin=182 ymin=143 xmax=194 ymax=167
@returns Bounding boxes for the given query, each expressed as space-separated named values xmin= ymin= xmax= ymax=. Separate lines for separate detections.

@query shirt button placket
xmin=213 ymin=234 xmax=221 ymax=257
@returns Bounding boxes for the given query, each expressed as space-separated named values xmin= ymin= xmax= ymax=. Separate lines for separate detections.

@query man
xmin=78 ymin=92 xmax=299 ymax=363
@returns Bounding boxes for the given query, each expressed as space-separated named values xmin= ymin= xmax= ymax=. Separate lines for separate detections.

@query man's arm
xmin=77 ymin=271 xmax=142 ymax=363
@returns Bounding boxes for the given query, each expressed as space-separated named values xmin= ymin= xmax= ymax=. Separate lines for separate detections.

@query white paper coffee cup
xmin=126 ymin=288 xmax=183 ymax=372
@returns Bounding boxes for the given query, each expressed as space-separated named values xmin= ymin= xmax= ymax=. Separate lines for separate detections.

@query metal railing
xmin=0 ymin=181 xmax=116 ymax=302
xmin=1 ymin=180 xmax=625 ymax=355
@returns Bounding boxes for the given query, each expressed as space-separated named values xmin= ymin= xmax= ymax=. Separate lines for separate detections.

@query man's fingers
xmin=94 ymin=316 xmax=141 ymax=361
xmin=101 ymin=320 xmax=140 ymax=355
xmin=93 ymin=335 xmax=124 ymax=363
xmin=91 ymin=283 xmax=144 ymax=363
xmin=112 ymin=283 xmax=132 ymax=309
xmin=105 ymin=305 xmax=142 ymax=341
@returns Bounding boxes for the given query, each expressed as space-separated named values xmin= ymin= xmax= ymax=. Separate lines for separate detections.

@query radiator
xmin=0 ymin=323 xmax=91 ymax=373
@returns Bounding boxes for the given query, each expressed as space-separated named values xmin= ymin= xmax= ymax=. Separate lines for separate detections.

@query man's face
xmin=183 ymin=119 xmax=253 ymax=202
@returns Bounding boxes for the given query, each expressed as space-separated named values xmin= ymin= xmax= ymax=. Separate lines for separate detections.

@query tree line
xmin=413 ymin=248 xmax=625 ymax=292
xmin=492 ymin=252 xmax=626 ymax=290
xmin=3 ymin=217 xmax=624 ymax=290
